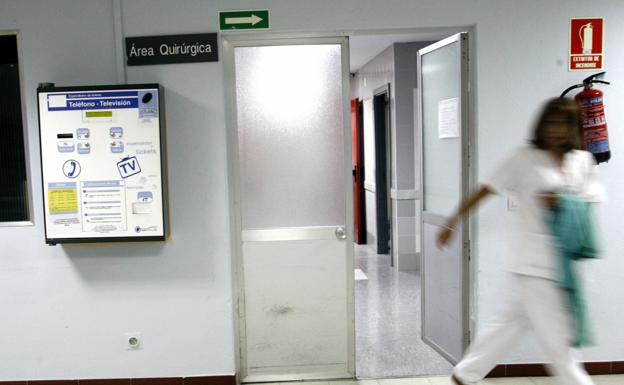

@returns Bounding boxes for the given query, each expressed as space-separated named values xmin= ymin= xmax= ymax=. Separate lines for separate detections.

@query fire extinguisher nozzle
xmin=582 ymin=71 xmax=607 ymax=84
xmin=560 ymin=84 xmax=583 ymax=98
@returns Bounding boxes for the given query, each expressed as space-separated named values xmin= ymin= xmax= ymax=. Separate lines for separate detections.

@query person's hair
xmin=531 ymin=97 xmax=581 ymax=151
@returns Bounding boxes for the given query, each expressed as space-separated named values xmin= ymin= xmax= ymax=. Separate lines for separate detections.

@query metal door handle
xmin=335 ymin=226 xmax=347 ymax=240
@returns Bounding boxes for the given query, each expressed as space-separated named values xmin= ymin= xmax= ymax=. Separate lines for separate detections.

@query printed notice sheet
xmin=438 ymin=97 xmax=459 ymax=139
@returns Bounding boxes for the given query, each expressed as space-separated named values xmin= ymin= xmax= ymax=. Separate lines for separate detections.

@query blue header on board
xmin=50 ymin=98 xmax=138 ymax=111
xmin=46 ymin=90 xmax=153 ymax=111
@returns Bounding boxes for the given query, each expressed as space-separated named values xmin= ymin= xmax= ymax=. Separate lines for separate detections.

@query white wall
xmin=463 ymin=3 xmax=624 ymax=362
xmin=1 ymin=0 xmax=624 ymax=380
xmin=0 ymin=0 xmax=234 ymax=380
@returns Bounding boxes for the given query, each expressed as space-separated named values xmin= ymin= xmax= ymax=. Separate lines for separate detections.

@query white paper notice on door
xmin=438 ymin=97 xmax=459 ymax=139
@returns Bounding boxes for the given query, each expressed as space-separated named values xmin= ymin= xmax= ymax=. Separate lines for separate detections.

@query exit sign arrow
xmin=225 ymin=14 xmax=263 ymax=26
xmin=219 ymin=10 xmax=270 ymax=30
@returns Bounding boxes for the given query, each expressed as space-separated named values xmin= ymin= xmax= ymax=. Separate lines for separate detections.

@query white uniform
xmin=453 ymin=146 xmax=604 ymax=385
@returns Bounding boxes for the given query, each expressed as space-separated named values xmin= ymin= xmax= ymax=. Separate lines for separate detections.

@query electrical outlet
xmin=507 ymin=196 xmax=519 ymax=211
xmin=125 ymin=332 xmax=142 ymax=350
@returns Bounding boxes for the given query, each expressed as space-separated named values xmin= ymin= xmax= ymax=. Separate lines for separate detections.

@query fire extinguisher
xmin=561 ymin=72 xmax=611 ymax=163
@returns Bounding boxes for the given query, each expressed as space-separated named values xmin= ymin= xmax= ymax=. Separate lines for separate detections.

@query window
xmin=0 ymin=34 xmax=29 ymax=223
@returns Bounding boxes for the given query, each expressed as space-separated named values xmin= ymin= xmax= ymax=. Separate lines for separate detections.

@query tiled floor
xmin=257 ymin=374 xmax=624 ymax=385
xmin=348 ymin=245 xmax=624 ymax=384
xmin=355 ymin=244 xmax=453 ymax=378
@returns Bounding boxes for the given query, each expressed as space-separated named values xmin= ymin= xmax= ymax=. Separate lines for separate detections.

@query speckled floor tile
xmin=479 ymin=378 xmax=535 ymax=384
xmin=592 ymin=374 xmax=624 ymax=384
xmin=355 ymin=244 xmax=453 ymax=379
xmin=425 ymin=376 xmax=455 ymax=384
xmin=329 ymin=380 xmax=380 ymax=385
xmin=379 ymin=377 xmax=431 ymax=385
xmin=329 ymin=380 xmax=379 ymax=385
xmin=528 ymin=376 xmax=555 ymax=385
xmin=285 ymin=382 xmax=330 ymax=385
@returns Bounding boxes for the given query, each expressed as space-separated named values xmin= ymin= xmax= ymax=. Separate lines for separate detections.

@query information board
xmin=37 ymin=84 xmax=168 ymax=244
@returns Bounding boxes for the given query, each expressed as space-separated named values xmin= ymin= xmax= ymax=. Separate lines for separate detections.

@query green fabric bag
xmin=549 ymin=194 xmax=600 ymax=347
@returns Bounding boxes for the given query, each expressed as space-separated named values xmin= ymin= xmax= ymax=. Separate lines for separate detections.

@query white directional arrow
xmin=225 ymin=14 xmax=263 ymax=26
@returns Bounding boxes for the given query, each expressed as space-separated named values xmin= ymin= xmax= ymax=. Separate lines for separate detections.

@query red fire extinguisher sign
xmin=569 ymin=18 xmax=604 ymax=71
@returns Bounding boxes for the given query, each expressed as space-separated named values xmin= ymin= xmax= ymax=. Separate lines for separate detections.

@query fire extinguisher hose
xmin=560 ymin=72 xmax=610 ymax=98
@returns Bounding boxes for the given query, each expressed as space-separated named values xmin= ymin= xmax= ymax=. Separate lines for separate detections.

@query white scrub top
xmin=485 ymin=146 xmax=605 ymax=280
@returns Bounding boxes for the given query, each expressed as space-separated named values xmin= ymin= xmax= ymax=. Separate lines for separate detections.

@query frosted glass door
xmin=419 ymin=33 xmax=469 ymax=364
xmin=236 ymin=45 xmax=345 ymax=229
xmin=233 ymin=41 xmax=353 ymax=382
xmin=422 ymin=44 xmax=462 ymax=217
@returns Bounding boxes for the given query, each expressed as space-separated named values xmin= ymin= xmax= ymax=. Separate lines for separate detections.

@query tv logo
xmin=117 ymin=156 xmax=141 ymax=179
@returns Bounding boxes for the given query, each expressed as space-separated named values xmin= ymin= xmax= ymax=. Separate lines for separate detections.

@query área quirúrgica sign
xmin=125 ymin=33 xmax=218 ymax=66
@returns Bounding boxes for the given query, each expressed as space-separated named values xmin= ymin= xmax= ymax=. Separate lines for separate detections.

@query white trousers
xmin=453 ymin=274 xmax=594 ymax=385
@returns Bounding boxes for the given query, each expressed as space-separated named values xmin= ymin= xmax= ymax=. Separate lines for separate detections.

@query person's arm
xmin=436 ymin=185 xmax=493 ymax=248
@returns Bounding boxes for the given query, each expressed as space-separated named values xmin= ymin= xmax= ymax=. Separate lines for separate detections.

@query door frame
xmin=373 ymin=84 xmax=392 ymax=256
xmin=352 ymin=98 xmax=367 ymax=245
xmin=418 ymin=32 xmax=474 ymax=363
xmin=222 ymin=35 xmax=355 ymax=383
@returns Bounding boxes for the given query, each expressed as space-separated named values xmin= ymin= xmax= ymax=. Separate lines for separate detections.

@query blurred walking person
xmin=437 ymin=98 xmax=605 ymax=385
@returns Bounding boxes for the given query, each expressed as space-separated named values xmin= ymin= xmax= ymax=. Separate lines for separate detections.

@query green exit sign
xmin=219 ymin=10 xmax=270 ymax=31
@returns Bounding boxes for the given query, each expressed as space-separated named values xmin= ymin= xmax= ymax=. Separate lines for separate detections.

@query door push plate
xmin=335 ymin=226 xmax=347 ymax=240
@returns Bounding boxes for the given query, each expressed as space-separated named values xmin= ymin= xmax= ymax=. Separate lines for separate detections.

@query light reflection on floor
xmin=354 ymin=244 xmax=453 ymax=379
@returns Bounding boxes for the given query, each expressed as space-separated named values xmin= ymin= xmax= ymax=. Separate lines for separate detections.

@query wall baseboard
xmin=0 ymin=376 xmax=236 ymax=385
xmin=487 ymin=361 xmax=624 ymax=377
xmin=2 ymin=366 xmax=622 ymax=384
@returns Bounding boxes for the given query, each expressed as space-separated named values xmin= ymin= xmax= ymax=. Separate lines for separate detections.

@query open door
xmin=225 ymin=38 xmax=354 ymax=382
xmin=418 ymin=33 xmax=471 ymax=364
